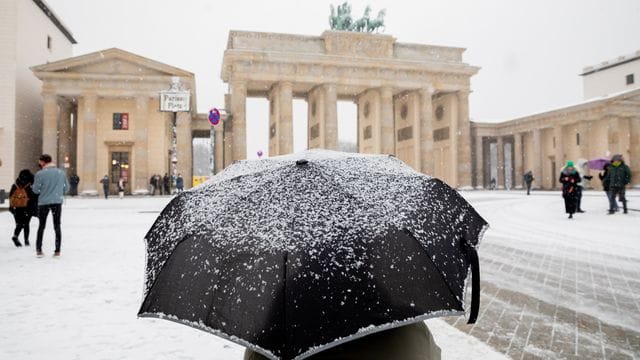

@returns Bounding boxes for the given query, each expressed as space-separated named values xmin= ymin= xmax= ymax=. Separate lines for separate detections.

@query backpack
xmin=10 ymin=185 xmax=29 ymax=208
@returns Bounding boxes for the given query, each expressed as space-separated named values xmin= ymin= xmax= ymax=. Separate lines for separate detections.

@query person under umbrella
xmin=559 ymin=161 xmax=581 ymax=219
xmin=604 ymin=154 xmax=632 ymax=214
xmin=138 ymin=150 xmax=487 ymax=360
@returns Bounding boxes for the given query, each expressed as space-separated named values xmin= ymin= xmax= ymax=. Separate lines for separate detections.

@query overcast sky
xmin=45 ymin=0 xmax=640 ymax=157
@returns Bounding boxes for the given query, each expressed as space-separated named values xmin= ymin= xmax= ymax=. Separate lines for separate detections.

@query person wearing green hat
xmin=559 ymin=161 xmax=581 ymax=219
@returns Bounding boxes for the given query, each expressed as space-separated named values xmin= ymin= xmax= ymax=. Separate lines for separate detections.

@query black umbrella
xmin=138 ymin=150 xmax=487 ymax=360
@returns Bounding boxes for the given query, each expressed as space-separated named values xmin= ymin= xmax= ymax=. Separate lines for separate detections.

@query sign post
xmin=159 ymin=77 xmax=191 ymax=193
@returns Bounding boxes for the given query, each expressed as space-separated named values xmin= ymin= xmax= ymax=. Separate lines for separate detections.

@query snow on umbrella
xmin=587 ymin=157 xmax=611 ymax=170
xmin=138 ymin=150 xmax=488 ymax=360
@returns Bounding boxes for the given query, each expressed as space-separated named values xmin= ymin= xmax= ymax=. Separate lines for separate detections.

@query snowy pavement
xmin=448 ymin=190 xmax=640 ymax=359
xmin=0 ymin=195 xmax=504 ymax=360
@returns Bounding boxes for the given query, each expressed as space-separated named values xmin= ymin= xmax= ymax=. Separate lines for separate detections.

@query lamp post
xmin=159 ymin=77 xmax=190 ymax=193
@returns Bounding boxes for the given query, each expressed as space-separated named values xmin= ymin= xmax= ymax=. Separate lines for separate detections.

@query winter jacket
xmin=244 ymin=322 xmax=441 ymax=360
xmin=9 ymin=178 xmax=38 ymax=217
xmin=605 ymin=161 xmax=632 ymax=188
xmin=559 ymin=169 xmax=581 ymax=198
xmin=33 ymin=164 xmax=69 ymax=205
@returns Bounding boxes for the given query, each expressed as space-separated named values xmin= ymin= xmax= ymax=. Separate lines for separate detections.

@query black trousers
xmin=12 ymin=208 xmax=32 ymax=241
xmin=36 ymin=204 xmax=62 ymax=252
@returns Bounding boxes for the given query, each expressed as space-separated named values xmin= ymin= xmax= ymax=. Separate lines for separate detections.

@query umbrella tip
xmin=296 ymin=159 xmax=309 ymax=166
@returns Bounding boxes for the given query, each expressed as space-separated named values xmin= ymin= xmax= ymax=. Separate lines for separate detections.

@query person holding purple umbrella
xmin=604 ymin=154 xmax=632 ymax=214
xmin=599 ymin=163 xmax=618 ymax=212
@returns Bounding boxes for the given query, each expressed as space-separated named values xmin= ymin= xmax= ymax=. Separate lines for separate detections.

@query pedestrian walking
xmin=559 ymin=161 xmax=581 ymax=219
xmin=100 ymin=175 xmax=109 ymax=199
xmin=8 ymin=169 xmax=38 ymax=247
xmin=599 ymin=163 xmax=618 ymax=212
xmin=176 ymin=174 xmax=184 ymax=193
xmin=155 ymin=174 xmax=162 ymax=195
xmin=604 ymin=154 xmax=632 ymax=214
xmin=149 ymin=175 xmax=156 ymax=195
xmin=523 ymin=171 xmax=534 ymax=195
xmin=163 ymin=173 xmax=170 ymax=195
xmin=118 ymin=176 xmax=126 ymax=199
xmin=490 ymin=177 xmax=496 ymax=190
xmin=32 ymin=154 xmax=69 ymax=257
xmin=69 ymin=174 xmax=80 ymax=196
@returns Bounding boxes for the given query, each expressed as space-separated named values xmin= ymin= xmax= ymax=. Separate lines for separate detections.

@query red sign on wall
xmin=121 ymin=113 xmax=129 ymax=130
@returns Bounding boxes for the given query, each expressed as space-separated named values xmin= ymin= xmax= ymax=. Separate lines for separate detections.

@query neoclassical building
xmin=31 ymin=48 xmax=207 ymax=195
xmin=219 ymin=30 xmax=479 ymax=188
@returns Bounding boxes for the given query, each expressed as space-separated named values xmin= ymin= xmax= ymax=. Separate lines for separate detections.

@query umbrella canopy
xmin=138 ymin=150 xmax=488 ymax=360
xmin=587 ymin=157 xmax=610 ymax=170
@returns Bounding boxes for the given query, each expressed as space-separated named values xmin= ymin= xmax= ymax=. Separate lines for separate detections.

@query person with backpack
xmin=33 ymin=154 xmax=69 ymax=258
xmin=8 ymin=169 xmax=38 ymax=247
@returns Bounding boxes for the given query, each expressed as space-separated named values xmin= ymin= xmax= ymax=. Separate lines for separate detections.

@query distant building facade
xmin=472 ymin=51 xmax=640 ymax=190
xmin=31 ymin=48 xmax=205 ymax=195
xmin=0 ymin=0 xmax=75 ymax=189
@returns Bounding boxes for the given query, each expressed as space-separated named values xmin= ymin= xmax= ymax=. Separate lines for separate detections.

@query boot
xmin=24 ymin=239 xmax=30 ymax=246
xmin=12 ymin=236 xmax=22 ymax=247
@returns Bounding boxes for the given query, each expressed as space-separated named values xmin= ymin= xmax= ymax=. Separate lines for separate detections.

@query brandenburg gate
xmin=219 ymin=30 xmax=479 ymax=188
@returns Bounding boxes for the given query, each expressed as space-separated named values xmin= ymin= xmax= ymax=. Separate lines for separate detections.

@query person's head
xmin=611 ymin=154 xmax=623 ymax=167
xmin=38 ymin=154 xmax=52 ymax=168
xmin=566 ymin=160 xmax=574 ymax=169
xmin=17 ymin=169 xmax=34 ymax=183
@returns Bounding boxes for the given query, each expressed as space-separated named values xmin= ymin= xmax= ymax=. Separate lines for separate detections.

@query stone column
xmin=214 ymin=121 xmax=224 ymax=173
xmin=496 ymin=136 xmax=504 ymax=189
xmin=475 ymin=135 xmax=484 ymax=189
xmin=630 ymin=117 xmax=640 ymax=188
xmin=380 ymin=86 xmax=394 ymax=155
xmin=618 ymin=117 xmax=631 ymax=160
xmin=457 ymin=90 xmax=472 ymax=188
xmin=324 ymin=84 xmax=338 ymax=150
xmin=450 ymin=94 xmax=459 ymax=187
xmin=514 ymin=133 xmax=523 ymax=189
xmin=133 ymin=96 xmax=149 ymax=193
xmin=57 ymin=99 xmax=72 ymax=173
xmin=42 ymin=93 xmax=59 ymax=162
xmin=278 ymin=82 xmax=294 ymax=155
xmin=230 ymin=81 xmax=246 ymax=162
xmin=79 ymin=93 xmax=98 ymax=195
xmin=532 ymin=129 xmax=543 ymax=189
xmin=579 ymin=121 xmax=591 ymax=159
xmin=418 ymin=88 xmax=434 ymax=175
xmin=70 ymin=105 xmax=78 ymax=176
xmin=554 ymin=125 xmax=564 ymax=172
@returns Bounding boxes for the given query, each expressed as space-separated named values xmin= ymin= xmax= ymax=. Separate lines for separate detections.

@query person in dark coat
xmin=100 ymin=175 xmax=109 ymax=199
xmin=163 ymin=173 xmax=171 ymax=195
xmin=523 ymin=170 xmax=534 ymax=195
xmin=244 ymin=321 xmax=441 ymax=360
xmin=604 ymin=154 xmax=632 ymax=214
xmin=599 ymin=163 xmax=618 ymax=211
xmin=149 ymin=175 xmax=157 ymax=195
xmin=8 ymin=169 xmax=38 ymax=247
xmin=559 ymin=161 xmax=581 ymax=219
xmin=176 ymin=174 xmax=184 ymax=193
xmin=69 ymin=174 xmax=80 ymax=196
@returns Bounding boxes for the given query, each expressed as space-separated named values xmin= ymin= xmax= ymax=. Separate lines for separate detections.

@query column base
xmin=133 ymin=188 xmax=151 ymax=195
xmin=80 ymin=190 xmax=99 ymax=197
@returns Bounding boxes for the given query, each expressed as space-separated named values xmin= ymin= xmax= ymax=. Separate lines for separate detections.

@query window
xmin=576 ymin=133 xmax=580 ymax=146
xmin=626 ymin=74 xmax=635 ymax=85
xmin=112 ymin=113 xmax=129 ymax=130
xmin=47 ymin=36 xmax=51 ymax=50
xmin=111 ymin=152 xmax=129 ymax=183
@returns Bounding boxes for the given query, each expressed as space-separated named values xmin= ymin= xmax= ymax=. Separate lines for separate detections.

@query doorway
xmin=110 ymin=151 xmax=130 ymax=194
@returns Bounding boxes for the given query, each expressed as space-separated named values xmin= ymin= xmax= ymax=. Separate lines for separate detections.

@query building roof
xmin=32 ymin=0 xmax=77 ymax=44
xmin=580 ymin=49 xmax=640 ymax=76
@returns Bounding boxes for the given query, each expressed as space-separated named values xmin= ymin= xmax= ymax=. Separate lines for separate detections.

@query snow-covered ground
xmin=1 ymin=189 xmax=637 ymax=359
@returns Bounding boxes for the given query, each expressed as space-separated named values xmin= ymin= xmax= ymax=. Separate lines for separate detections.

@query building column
xmin=513 ymin=133 xmax=523 ymax=189
xmin=475 ymin=135 xmax=484 ymax=189
xmin=532 ymin=129 xmax=543 ymax=189
xmin=57 ymin=99 xmax=72 ymax=174
xmin=418 ymin=88 xmax=434 ymax=175
xmin=630 ymin=116 xmax=640 ymax=188
xmin=496 ymin=136 xmax=504 ymax=189
xmin=554 ymin=125 xmax=564 ymax=174
xmin=133 ymin=96 xmax=149 ymax=193
xmin=278 ymin=82 xmax=294 ymax=155
xmin=42 ymin=93 xmax=59 ymax=162
xmin=456 ymin=90 xmax=472 ymax=189
xmin=70 ymin=104 xmax=78 ymax=176
xmin=79 ymin=93 xmax=98 ymax=195
xmin=324 ymin=84 xmax=338 ymax=150
xmin=230 ymin=81 xmax=247 ymax=162
xmin=380 ymin=86 xmax=394 ymax=155
xmin=618 ymin=117 xmax=631 ymax=161
xmin=579 ymin=121 xmax=591 ymax=160
xmin=176 ymin=111 xmax=192 ymax=189
xmin=214 ymin=122 xmax=224 ymax=174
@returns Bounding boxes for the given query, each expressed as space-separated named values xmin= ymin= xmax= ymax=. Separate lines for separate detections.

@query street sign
xmin=160 ymin=91 xmax=191 ymax=112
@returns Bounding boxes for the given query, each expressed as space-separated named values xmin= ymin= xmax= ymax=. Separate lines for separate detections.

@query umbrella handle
xmin=466 ymin=244 xmax=480 ymax=324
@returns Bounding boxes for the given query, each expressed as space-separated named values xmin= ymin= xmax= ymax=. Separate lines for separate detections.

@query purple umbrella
xmin=587 ymin=157 xmax=610 ymax=170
